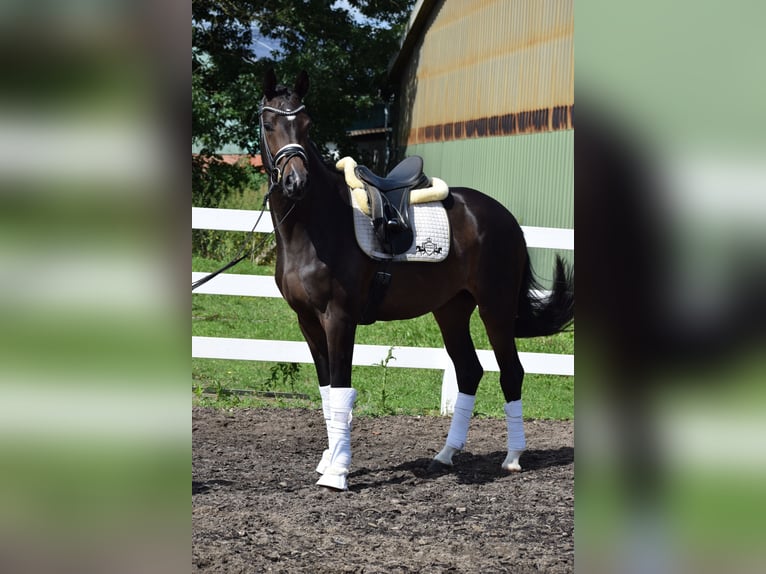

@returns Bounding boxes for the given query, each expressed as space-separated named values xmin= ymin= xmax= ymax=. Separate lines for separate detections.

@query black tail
xmin=515 ymin=255 xmax=574 ymax=338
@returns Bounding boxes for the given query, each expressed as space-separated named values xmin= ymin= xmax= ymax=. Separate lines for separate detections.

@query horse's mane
xmin=308 ymin=140 xmax=340 ymax=173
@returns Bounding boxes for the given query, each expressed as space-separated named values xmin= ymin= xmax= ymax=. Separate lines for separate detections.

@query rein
xmin=191 ymin=193 xmax=295 ymax=291
xmin=191 ymin=101 xmax=306 ymax=292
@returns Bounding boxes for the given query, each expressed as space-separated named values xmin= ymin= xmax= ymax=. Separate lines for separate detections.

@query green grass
xmin=192 ymin=256 xmax=574 ymax=419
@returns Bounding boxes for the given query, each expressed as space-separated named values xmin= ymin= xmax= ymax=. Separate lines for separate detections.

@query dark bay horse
xmin=260 ymin=70 xmax=574 ymax=490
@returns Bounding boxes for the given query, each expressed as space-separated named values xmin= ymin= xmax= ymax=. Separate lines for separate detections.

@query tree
xmin=192 ymin=0 xmax=414 ymax=161
xmin=192 ymin=1 xmax=413 ymax=259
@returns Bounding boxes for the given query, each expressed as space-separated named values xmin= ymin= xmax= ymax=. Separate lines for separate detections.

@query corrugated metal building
xmin=390 ymin=0 xmax=573 ymax=283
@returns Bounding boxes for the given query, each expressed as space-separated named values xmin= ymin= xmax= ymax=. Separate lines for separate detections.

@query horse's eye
xmin=262 ymin=122 xmax=274 ymax=132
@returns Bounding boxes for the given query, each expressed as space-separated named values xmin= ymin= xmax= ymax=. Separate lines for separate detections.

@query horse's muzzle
xmin=283 ymin=164 xmax=308 ymax=200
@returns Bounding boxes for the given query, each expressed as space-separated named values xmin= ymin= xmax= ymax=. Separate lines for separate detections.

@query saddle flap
xmin=366 ymin=185 xmax=414 ymax=256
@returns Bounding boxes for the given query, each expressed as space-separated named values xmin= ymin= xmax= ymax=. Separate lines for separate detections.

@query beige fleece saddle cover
xmin=336 ymin=156 xmax=451 ymax=262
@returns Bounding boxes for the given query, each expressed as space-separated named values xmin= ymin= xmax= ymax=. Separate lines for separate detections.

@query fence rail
xmin=192 ymin=206 xmax=574 ymax=414
xmin=192 ymin=207 xmax=575 ymax=249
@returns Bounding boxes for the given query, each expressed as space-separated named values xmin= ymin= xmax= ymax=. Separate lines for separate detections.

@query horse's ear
xmin=294 ymin=70 xmax=309 ymax=99
xmin=263 ymin=68 xmax=278 ymax=99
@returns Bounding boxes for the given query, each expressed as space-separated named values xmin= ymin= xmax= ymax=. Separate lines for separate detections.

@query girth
xmin=355 ymin=156 xmax=431 ymax=255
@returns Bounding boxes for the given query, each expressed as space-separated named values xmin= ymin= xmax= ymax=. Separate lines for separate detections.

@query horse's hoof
xmin=502 ymin=450 xmax=523 ymax=472
xmin=316 ymin=471 xmax=348 ymax=491
xmin=433 ymin=445 xmax=459 ymax=467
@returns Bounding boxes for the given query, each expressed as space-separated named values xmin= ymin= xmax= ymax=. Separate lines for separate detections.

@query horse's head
xmin=260 ymin=69 xmax=311 ymax=201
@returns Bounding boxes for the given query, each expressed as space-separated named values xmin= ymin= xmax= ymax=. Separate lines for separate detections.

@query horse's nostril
xmin=285 ymin=167 xmax=306 ymax=191
xmin=282 ymin=167 xmax=308 ymax=199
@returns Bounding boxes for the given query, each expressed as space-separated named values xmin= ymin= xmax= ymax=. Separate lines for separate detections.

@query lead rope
xmin=191 ymin=191 xmax=295 ymax=291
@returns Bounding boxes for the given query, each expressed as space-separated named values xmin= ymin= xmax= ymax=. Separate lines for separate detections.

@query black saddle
xmin=355 ymin=156 xmax=429 ymax=192
xmin=354 ymin=156 xmax=431 ymax=255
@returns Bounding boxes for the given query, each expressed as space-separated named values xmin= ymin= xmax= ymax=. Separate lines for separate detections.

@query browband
xmin=259 ymin=104 xmax=306 ymax=116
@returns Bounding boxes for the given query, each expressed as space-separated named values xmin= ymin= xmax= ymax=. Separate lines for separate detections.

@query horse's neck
xmin=308 ymin=144 xmax=345 ymax=202
xmin=270 ymin=144 xmax=345 ymax=242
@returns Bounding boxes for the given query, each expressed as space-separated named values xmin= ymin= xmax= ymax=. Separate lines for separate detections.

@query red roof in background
xmin=220 ymin=154 xmax=263 ymax=167
xmin=193 ymin=154 xmax=263 ymax=168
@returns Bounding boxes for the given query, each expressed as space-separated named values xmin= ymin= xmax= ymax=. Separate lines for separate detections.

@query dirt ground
xmin=193 ymin=407 xmax=573 ymax=573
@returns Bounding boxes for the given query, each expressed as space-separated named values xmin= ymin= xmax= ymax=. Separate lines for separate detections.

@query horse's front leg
xmin=297 ymin=316 xmax=335 ymax=475
xmin=315 ymin=310 xmax=358 ymax=491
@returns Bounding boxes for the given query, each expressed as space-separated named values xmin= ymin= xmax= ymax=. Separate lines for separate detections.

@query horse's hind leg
xmin=479 ymin=304 xmax=526 ymax=472
xmin=431 ymin=292 xmax=484 ymax=468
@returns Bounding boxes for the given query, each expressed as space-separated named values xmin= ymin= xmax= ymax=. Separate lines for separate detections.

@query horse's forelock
xmin=266 ymin=85 xmax=302 ymax=107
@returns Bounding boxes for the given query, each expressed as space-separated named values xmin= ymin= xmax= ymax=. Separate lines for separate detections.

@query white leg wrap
xmin=319 ymin=385 xmax=331 ymax=419
xmin=503 ymin=399 xmax=526 ymax=472
xmin=316 ymin=387 xmax=357 ymax=490
xmin=316 ymin=386 xmax=332 ymax=474
xmin=434 ymin=392 xmax=476 ymax=466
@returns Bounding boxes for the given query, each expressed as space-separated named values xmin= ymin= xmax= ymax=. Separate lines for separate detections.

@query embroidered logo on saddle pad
xmin=337 ymin=157 xmax=451 ymax=263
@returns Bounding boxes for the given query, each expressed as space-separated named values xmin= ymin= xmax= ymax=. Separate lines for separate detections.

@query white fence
xmin=192 ymin=206 xmax=574 ymax=414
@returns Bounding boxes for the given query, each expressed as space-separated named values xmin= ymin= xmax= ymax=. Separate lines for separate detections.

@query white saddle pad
xmin=349 ymin=189 xmax=451 ymax=262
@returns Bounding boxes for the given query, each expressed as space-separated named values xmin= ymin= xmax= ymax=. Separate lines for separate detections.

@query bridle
xmin=191 ymin=99 xmax=308 ymax=292
xmin=258 ymin=101 xmax=309 ymax=191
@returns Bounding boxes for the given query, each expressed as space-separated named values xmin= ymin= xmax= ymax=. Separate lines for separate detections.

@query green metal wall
xmin=407 ymin=129 xmax=573 ymax=286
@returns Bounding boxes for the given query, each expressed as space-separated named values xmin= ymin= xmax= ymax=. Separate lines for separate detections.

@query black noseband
xmin=270 ymin=144 xmax=308 ymax=186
